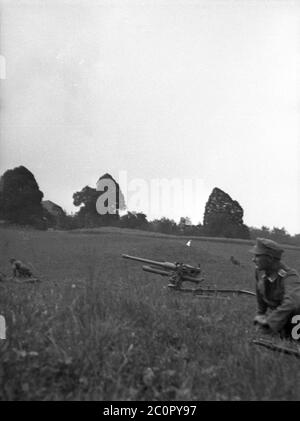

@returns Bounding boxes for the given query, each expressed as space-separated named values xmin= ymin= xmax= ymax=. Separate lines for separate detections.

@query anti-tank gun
xmin=122 ymin=254 xmax=255 ymax=297
xmin=122 ymin=254 xmax=204 ymax=290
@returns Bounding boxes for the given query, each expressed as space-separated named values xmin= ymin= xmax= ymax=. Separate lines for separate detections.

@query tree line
xmin=0 ymin=165 xmax=299 ymax=245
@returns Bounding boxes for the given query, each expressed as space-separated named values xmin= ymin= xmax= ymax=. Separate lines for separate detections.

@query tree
xmin=150 ymin=217 xmax=178 ymax=235
xmin=0 ymin=166 xmax=45 ymax=227
xmin=203 ymin=187 xmax=249 ymax=239
xmin=96 ymin=173 xmax=126 ymax=216
xmin=42 ymin=200 xmax=68 ymax=229
xmin=261 ymin=225 xmax=270 ymax=236
xmin=73 ymin=173 xmax=126 ymax=227
xmin=120 ymin=211 xmax=149 ymax=229
xmin=249 ymin=225 xmax=291 ymax=244
xmin=73 ymin=186 xmax=99 ymax=214
xmin=249 ymin=226 xmax=268 ymax=240
xmin=73 ymin=186 xmax=102 ymax=227
xmin=178 ymin=216 xmax=192 ymax=234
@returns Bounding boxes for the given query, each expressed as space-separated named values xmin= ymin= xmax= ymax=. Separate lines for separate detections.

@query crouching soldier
xmin=10 ymin=258 xmax=32 ymax=279
xmin=250 ymin=238 xmax=300 ymax=340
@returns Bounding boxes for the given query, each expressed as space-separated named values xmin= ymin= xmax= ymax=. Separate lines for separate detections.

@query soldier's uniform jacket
xmin=255 ymin=263 xmax=300 ymax=332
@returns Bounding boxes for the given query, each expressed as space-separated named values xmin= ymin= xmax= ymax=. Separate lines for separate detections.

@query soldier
xmin=10 ymin=258 xmax=32 ymax=279
xmin=250 ymin=238 xmax=300 ymax=339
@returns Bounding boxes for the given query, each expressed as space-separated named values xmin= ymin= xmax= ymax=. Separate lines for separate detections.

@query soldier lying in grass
xmin=250 ymin=238 xmax=300 ymax=340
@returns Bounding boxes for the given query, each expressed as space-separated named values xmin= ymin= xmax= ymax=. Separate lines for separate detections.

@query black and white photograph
xmin=0 ymin=0 xmax=300 ymax=403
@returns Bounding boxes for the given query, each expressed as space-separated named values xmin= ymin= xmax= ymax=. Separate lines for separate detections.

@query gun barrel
xmin=193 ymin=288 xmax=256 ymax=297
xmin=142 ymin=265 xmax=204 ymax=284
xmin=142 ymin=265 xmax=171 ymax=277
xmin=122 ymin=254 xmax=177 ymax=270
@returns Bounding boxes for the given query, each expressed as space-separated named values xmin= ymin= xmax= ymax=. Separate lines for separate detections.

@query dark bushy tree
xmin=0 ymin=166 xmax=45 ymax=227
xmin=73 ymin=173 xmax=126 ymax=227
xmin=270 ymin=227 xmax=290 ymax=243
xmin=249 ymin=225 xmax=292 ymax=245
xmin=120 ymin=212 xmax=149 ymax=230
xmin=150 ymin=217 xmax=178 ymax=235
xmin=203 ymin=187 xmax=249 ymax=239
xmin=96 ymin=173 xmax=126 ymax=216
xmin=73 ymin=185 xmax=104 ymax=227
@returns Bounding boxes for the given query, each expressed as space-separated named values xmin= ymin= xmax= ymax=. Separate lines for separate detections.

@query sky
xmin=0 ymin=0 xmax=300 ymax=233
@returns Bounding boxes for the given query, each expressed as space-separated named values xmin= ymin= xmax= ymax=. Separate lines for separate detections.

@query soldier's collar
xmin=262 ymin=271 xmax=277 ymax=282
xmin=262 ymin=268 xmax=287 ymax=282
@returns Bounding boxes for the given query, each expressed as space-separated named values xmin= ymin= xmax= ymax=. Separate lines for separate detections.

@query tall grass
xmin=0 ymin=227 xmax=300 ymax=400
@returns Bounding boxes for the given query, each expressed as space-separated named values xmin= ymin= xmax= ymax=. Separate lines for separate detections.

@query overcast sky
xmin=1 ymin=0 xmax=299 ymax=233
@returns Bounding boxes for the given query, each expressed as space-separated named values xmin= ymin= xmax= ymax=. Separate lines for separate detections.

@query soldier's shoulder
xmin=278 ymin=264 xmax=299 ymax=279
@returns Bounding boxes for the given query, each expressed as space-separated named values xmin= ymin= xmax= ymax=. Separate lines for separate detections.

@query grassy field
xmin=0 ymin=226 xmax=300 ymax=401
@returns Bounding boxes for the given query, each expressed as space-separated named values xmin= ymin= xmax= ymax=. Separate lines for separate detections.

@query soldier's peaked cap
xmin=249 ymin=238 xmax=284 ymax=259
